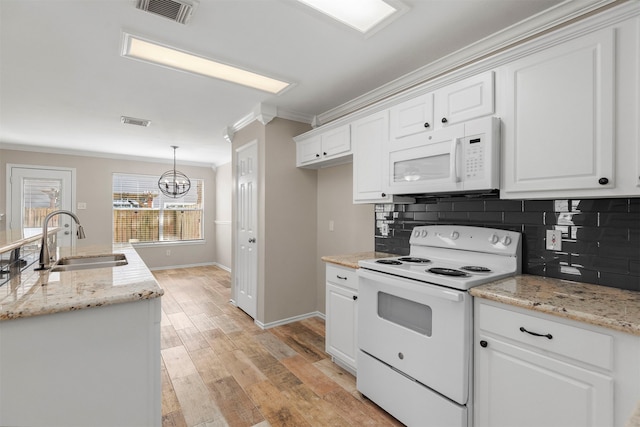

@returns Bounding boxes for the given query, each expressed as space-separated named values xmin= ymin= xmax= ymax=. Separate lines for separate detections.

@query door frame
xmin=6 ymin=164 xmax=77 ymax=243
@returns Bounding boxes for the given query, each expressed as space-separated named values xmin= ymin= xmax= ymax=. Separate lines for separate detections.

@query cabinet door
xmin=389 ymin=93 xmax=434 ymax=144
xmin=326 ymin=283 xmax=358 ymax=371
xmin=352 ymin=110 xmax=394 ymax=203
xmin=296 ymin=136 xmax=322 ymax=165
xmin=434 ymin=71 xmax=494 ymax=129
xmin=475 ymin=335 xmax=613 ymax=427
xmin=322 ymin=125 xmax=351 ymax=158
xmin=501 ymin=28 xmax=615 ymax=195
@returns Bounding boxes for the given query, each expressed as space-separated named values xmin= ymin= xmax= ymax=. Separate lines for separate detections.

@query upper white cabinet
xmin=433 ymin=71 xmax=494 ymax=129
xmin=295 ymin=124 xmax=351 ymax=168
xmin=352 ymin=110 xmax=395 ymax=204
xmin=389 ymin=93 xmax=434 ymax=142
xmin=500 ymin=10 xmax=639 ymax=199
xmin=388 ymin=72 xmax=494 ymax=149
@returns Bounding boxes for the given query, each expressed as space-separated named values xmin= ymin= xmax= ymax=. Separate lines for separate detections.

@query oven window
xmin=378 ymin=291 xmax=432 ymax=336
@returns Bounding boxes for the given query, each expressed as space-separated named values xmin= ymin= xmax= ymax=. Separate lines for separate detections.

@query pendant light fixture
xmin=158 ymin=146 xmax=191 ymax=198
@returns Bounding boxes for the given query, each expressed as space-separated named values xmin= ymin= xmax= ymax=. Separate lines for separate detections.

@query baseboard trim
xmin=255 ymin=311 xmax=325 ymax=330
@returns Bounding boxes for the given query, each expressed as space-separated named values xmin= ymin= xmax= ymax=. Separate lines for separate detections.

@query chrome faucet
xmin=36 ymin=210 xmax=86 ymax=270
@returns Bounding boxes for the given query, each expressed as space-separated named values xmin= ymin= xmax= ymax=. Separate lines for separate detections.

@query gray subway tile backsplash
xmin=374 ymin=195 xmax=640 ymax=292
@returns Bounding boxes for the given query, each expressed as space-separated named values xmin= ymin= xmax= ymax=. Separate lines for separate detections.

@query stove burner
xmin=461 ymin=266 xmax=492 ymax=273
xmin=397 ymin=257 xmax=431 ymax=263
xmin=428 ymin=267 xmax=469 ymax=277
xmin=376 ymin=259 xmax=403 ymax=265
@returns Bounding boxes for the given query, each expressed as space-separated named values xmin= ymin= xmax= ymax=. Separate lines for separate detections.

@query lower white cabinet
xmin=325 ymin=263 xmax=358 ymax=374
xmin=474 ymin=299 xmax=639 ymax=427
xmin=0 ymin=299 xmax=161 ymax=427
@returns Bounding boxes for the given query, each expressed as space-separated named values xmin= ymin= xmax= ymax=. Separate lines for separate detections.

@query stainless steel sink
xmin=50 ymin=253 xmax=128 ymax=272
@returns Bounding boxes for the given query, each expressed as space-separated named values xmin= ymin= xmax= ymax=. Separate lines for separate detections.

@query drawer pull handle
xmin=336 ymin=275 xmax=347 ymax=280
xmin=520 ymin=326 xmax=553 ymax=340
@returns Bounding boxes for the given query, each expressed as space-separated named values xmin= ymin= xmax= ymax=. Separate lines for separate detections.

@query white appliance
xmin=357 ymin=225 xmax=521 ymax=427
xmin=385 ymin=116 xmax=500 ymax=195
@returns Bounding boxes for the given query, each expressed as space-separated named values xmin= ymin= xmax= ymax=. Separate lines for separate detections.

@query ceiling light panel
xmin=121 ymin=33 xmax=291 ymax=94
xmin=296 ymin=0 xmax=403 ymax=34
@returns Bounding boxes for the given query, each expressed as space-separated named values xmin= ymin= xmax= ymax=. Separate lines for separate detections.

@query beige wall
xmin=0 ymin=148 xmax=217 ymax=269
xmin=231 ymin=118 xmax=317 ymax=325
xmin=316 ymin=163 xmax=374 ymax=312
xmin=214 ymin=162 xmax=232 ymax=271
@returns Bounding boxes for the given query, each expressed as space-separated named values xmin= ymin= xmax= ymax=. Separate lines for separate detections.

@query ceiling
xmin=0 ymin=0 xmax=609 ymax=167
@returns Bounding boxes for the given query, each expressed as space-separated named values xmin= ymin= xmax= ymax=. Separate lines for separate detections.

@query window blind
xmin=112 ymin=173 xmax=204 ymax=243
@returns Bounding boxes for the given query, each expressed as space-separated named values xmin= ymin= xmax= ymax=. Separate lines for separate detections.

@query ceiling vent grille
xmin=136 ymin=0 xmax=196 ymax=24
xmin=121 ymin=116 xmax=151 ymax=127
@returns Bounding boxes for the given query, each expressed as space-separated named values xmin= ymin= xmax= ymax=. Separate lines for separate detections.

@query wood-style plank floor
xmin=154 ymin=265 xmax=403 ymax=427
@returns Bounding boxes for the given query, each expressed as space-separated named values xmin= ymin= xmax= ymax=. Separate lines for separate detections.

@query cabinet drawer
xmin=477 ymin=302 xmax=613 ymax=370
xmin=326 ymin=264 xmax=357 ymax=290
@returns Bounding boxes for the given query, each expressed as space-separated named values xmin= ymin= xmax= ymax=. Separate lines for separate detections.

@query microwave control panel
xmin=464 ymin=136 xmax=485 ymax=180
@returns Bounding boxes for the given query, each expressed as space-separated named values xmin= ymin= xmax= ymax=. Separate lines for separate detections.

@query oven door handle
xmin=358 ymin=269 xmax=463 ymax=302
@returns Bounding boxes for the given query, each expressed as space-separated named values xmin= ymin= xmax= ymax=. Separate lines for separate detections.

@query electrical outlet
xmin=329 ymin=220 xmax=334 ymax=232
xmin=546 ymin=229 xmax=562 ymax=251
xmin=77 ymin=202 xmax=87 ymax=210
xmin=166 ymin=249 xmax=171 ymax=256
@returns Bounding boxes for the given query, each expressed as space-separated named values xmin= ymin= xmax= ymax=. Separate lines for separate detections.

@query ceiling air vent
xmin=136 ymin=0 xmax=196 ymax=24
xmin=121 ymin=116 xmax=151 ymax=127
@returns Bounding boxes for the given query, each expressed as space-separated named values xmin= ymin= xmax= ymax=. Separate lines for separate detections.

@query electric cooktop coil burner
xmin=376 ymin=259 xmax=403 ymax=265
xmin=397 ymin=257 xmax=431 ymax=263
xmin=428 ymin=267 xmax=470 ymax=277
xmin=461 ymin=266 xmax=492 ymax=273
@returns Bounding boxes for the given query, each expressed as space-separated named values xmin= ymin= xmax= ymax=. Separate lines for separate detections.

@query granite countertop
xmin=0 ymin=227 xmax=61 ymax=254
xmin=321 ymin=251 xmax=394 ymax=269
xmin=470 ymin=275 xmax=640 ymax=336
xmin=0 ymin=245 xmax=163 ymax=321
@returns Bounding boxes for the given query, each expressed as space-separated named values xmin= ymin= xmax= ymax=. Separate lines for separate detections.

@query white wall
xmin=0 ymin=148 xmax=217 ymax=269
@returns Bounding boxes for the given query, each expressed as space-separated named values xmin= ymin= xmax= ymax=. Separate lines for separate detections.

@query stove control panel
xmin=410 ymin=225 xmax=521 ymax=256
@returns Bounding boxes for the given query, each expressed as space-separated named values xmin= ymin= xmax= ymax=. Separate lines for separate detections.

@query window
xmin=112 ymin=173 xmax=204 ymax=243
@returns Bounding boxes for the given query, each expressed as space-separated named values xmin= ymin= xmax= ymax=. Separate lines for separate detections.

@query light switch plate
xmin=546 ymin=229 xmax=562 ymax=251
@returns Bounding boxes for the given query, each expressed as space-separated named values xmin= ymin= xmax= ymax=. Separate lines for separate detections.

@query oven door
xmin=357 ymin=268 xmax=472 ymax=405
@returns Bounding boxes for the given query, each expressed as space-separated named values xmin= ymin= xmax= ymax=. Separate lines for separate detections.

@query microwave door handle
xmin=451 ymin=137 xmax=461 ymax=182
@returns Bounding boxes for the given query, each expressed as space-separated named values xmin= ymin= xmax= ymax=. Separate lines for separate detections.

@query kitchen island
xmin=0 ymin=244 xmax=163 ymax=427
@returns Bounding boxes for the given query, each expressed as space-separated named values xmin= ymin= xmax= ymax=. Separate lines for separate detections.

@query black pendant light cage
xmin=158 ymin=146 xmax=191 ymax=198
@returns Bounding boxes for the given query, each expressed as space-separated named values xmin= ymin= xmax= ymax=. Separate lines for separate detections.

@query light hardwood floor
xmin=154 ymin=265 xmax=403 ymax=427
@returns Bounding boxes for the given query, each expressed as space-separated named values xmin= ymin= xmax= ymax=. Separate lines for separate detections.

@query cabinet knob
xmin=352 ymin=295 xmax=358 ymax=301
xmin=315 ymin=153 xmax=320 ymax=158
xmin=480 ymin=340 xmax=488 ymax=348
xmin=381 ymin=192 xmax=386 ymax=197
xmin=323 ymin=152 xmax=327 ymax=156
xmin=423 ymin=122 xmax=430 ymax=128
xmin=598 ymin=177 xmax=609 ymax=185
xmin=441 ymin=117 xmax=448 ymax=124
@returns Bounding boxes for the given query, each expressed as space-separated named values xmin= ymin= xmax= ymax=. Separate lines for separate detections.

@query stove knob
xmin=421 ymin=229 xmax=428 ymax=237
xmin=489 ymin=234 xmax=499 ymax=244
xmin=502 ymin=236 xmax=512 ymax=246
xmin=413 ymin=230 xmax=420 ymax=238
xmin=450 ymin=231 xmax=460 ymax=240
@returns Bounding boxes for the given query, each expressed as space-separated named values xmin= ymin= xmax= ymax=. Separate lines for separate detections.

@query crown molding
xmin=0 ymin=142 xmax=217 ymax=169
xmin=314 ymin=0 xmax=621 ymax=126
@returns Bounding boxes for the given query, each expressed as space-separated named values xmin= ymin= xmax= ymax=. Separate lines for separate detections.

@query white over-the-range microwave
xmin=384 ymin=116 xmax=500 ymax=195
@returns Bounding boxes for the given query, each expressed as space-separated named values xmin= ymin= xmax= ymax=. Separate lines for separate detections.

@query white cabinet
xmin=474 ymin=299 xmax=639 ymax=427
xmin=295 ymin=124 xmax=351 ymax=168
xmin=352 ymin=110 xmax=394 ymax=204
xmin=388 ymin=71 xmax=494 ymax=149
xmin=0 ymin=299 xmax=161 ymax=427
xmin=499 ymin=12 xmax=640 ymax=199
xmin=433 ymin=71 xmax=494 ymax=129
xmin=325 ymin=263 xmax=358 ymax=374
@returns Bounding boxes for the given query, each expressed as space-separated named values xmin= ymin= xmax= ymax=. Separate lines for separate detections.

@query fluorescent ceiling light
xmin=121 ymin=33 xmax=291 ymax=94
xmin=296 ymin=0 xmax=400 ymax=33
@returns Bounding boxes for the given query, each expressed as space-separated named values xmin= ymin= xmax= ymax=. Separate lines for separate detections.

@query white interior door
xmin=235 ymin=142 xmax=258 ymax=319
xmin=7 ymin=165 xmax=75 ymax=247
